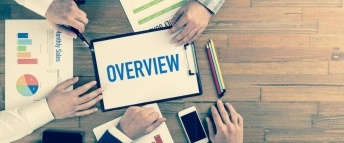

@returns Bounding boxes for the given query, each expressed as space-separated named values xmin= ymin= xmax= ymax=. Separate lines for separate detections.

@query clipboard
xmin=90 ymin=27 xmax=202 ymax=112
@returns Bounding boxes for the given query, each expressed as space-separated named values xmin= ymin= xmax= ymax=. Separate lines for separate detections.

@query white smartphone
xmin=178 ymin=106 xmax=209 ymax=143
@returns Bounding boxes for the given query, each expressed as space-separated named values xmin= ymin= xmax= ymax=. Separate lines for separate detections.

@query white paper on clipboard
xmin=91 ymin=28 xmax=202 ymax=111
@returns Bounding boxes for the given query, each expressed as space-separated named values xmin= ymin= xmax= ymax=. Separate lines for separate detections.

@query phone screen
xmin=42 ymin=130 xmax=82 ymax=143
xmin=181 ymin=111 xmax=207 ymax=142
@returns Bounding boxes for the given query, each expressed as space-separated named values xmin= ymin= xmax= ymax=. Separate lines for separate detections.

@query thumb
xmin=55 ymin=24 xmax=77 ymax=39
xmin=206 ymin=117 xmax=215 ymax=140
xmin=54 ymin=77 xmax=79 ymax=91
xmin=171 ymin=7 xmax=184 ymax=24
xmin=146 ymin=118 xmax=166 ymax=133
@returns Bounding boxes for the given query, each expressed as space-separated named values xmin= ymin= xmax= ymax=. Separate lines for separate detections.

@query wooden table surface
xmin=2 ymin=0 xmax=344 ymax=142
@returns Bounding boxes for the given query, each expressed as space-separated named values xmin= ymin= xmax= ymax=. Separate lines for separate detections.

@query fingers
xmin=142 ymin=107 xmax=160 ymax=123
xmin=71 ymin=80 xmax=97 ymax=96
xmin=146 ymin=118 xmax=166 ymax=133
xmin=74 ymin=108 xmax=98 ymax=117
xmin=238 ymin=113 xmax=244 ymax=127
xmin=216 ymin=100 xmax=231 ymax=124
xmin=54 ymin=77 xmax=79 ymax=91
xmin=211 ymin=105 xmax=223 ymax=127
xmin=142 ymin=107 xmax=155 ymax=115
xmin=188 ymin=27 xmax=205 ymax=43
xmin=65 ymin=18 xmax=85 ymax=33
xmin=76 ymin=95 xmax=102 ymax=111
xmin=170 ymin=7 xmax=184 ymax=24
xmin=75 ymin=11 xmax=89 ymax=28
xmin=170 ymin=24 xmax=194 ymax=45
xmin=76 ymin=97 xmax=102 ymax=111
xmin=53 ymin=24 xmax=77 ymax=38
xmin=176 ymin=27 xmax=198 ymax=46
xmin=225 ymin=103 xmax=238 ymax=125
xmin=147 ymin=111 xmax=160 ymax=122
xmin=78 ymin=9 xmax=87 ymax=17
xmin=168 ymin=16 xmax=187 ymax=35
xmin=78 ymin=87 xmax=104 ymax=104
xmin=206 ymin=117 xmax=215 ymax=140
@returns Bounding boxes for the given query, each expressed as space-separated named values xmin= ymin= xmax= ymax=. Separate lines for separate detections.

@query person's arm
xmin=169 ymin=0 xmax=225 ymax=46
xmin=14 ymin=0 xmax=53 ymax=17
xmin=0 ymin=99 xmax=54 ymax=143
xmin=14 ymin=0 xmax=88 ymax=38
xmin=97 ymin=126 xmax=132 ymax=143
xmin=206 ymin=100 xmax=244 ymax=143
xmin=98 ymin=107 xmax=166 ymax=143
xmin=197 ymin=0 xmax=225 ymax=14
xmin=0 ymin=77 xmax=103 ymax=142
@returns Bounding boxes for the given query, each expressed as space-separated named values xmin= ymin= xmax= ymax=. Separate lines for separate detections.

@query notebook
xmin=90 ymin=27 xmax=202 ymax=111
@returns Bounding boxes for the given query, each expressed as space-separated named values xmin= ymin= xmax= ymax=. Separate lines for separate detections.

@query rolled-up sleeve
xmin=197 ymin=0 xmax=225 ymax=14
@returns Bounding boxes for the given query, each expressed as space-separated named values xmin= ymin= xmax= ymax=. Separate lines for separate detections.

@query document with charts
xmin=5 ymin=20 xmax=73 ymax=109
xmin=93 ymin=103 xmax=174 ymax=143
xmin=120 ymin=0 xmax=186 ymax=31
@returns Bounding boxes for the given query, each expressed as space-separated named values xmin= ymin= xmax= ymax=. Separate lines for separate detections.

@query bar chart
xmin=151 ymin=134 xmax=163 ymax=143
xmin=17 ymin=32 xmax=38 ymax=64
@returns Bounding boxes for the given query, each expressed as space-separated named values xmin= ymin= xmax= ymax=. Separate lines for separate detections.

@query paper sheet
xmin=120 ymin=0 xmax=187 ymax=31
xmin=93 ymin=103 xmax=174 ymax=143
xmin=5 ymin=20 xmax=73 ymax=109
xmin=93 ymin=29 xmax=200 ymax=110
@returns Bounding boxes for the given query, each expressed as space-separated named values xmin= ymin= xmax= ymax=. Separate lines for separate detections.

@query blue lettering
xmin=143 ymin=58 xmax=152 ymax=76
xmin=107 ymin=53 xmax=180 ymax=82
xmin=166 ymin=54 xmax=179 ymax=72
xmin=125 ymin=62 xmax=135 ymax=79
xmin=153 ymin=57 xmax=158 ymax=75
xmin=107 ymin=65 xmax=116 ymax=82
xmin=158 ymin=56 xmax=167 ymax=74
xmin=115 ymin=63 xmax=125 ymax=80
xmin=134 ymin=60 xmax=144 ymax=78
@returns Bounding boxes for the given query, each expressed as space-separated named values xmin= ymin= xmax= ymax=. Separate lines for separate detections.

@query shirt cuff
xmin=197 ymin=0 xmax=224 ymax=14
xmin=21 ymin=0 xmax=53 ymax=17
xmin=23 ymin=98 xmax=55 ymax=130
xmin=107 ymin=126 xmax=133 ymax=143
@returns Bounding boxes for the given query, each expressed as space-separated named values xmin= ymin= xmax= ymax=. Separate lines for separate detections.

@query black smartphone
xmin=42 ymin=130 xmax=83 ymax=143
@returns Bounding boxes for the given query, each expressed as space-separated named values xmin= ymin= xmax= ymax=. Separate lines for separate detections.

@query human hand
xmin=206 ymin=100 xmax=244 ymax=143
xmin=117 ymin=106 xmax=166 ymax=139
xmin=168 ymin=0 xmax=212 ymax=46
xmin=46 ymin=77 xmax=103 ymax=119
xmin=46 ymin=0 xmax=88 ymax=38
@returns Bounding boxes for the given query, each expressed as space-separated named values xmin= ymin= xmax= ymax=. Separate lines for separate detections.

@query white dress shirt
xmin=0 ymin=1 xmax=55 ymax=143
xmin=0 ymin=99 xmax=55 ymax=143
xmin=15 ymin=0 xmax=53 ymax=17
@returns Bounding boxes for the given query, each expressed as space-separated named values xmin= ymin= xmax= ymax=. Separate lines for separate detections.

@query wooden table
xmin=2 ymin=0 xmax=344 ymax=142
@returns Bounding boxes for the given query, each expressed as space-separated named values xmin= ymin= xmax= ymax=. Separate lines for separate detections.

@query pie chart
xmin=16 ymin=74 xmax=39 ymax=97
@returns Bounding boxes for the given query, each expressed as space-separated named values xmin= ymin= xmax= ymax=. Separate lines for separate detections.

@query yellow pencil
xmin=210 ymin=39 xmax=226 ymax=92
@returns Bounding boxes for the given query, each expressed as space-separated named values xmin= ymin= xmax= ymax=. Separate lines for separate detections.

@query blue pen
xmin=208 ymin=42 xmax=223 ymax=93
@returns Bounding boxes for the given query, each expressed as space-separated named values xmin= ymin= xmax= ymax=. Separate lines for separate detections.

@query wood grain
xmin=318 ymin=102 xmax=344 ymax=115
xmin=265 ymin=128 xmax=344 ymax=142
xmin=205 ymin=21 xmax=318 ymax=34
xmin=262 ymin=86 xmax=344 ymax=101
xmin=2 ymin=0 xmax=344 ymax=142
xmin=252 ymin=0 xmax=342 ymax=7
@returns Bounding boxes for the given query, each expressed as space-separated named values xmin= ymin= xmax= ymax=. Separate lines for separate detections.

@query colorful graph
xmin=16 ymin=74 xmax=39 ymax=97
xmin=151 ymin=134 xmax=163 ymax=143
xmin=17 ymin=32 xmax=38 ymax=64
